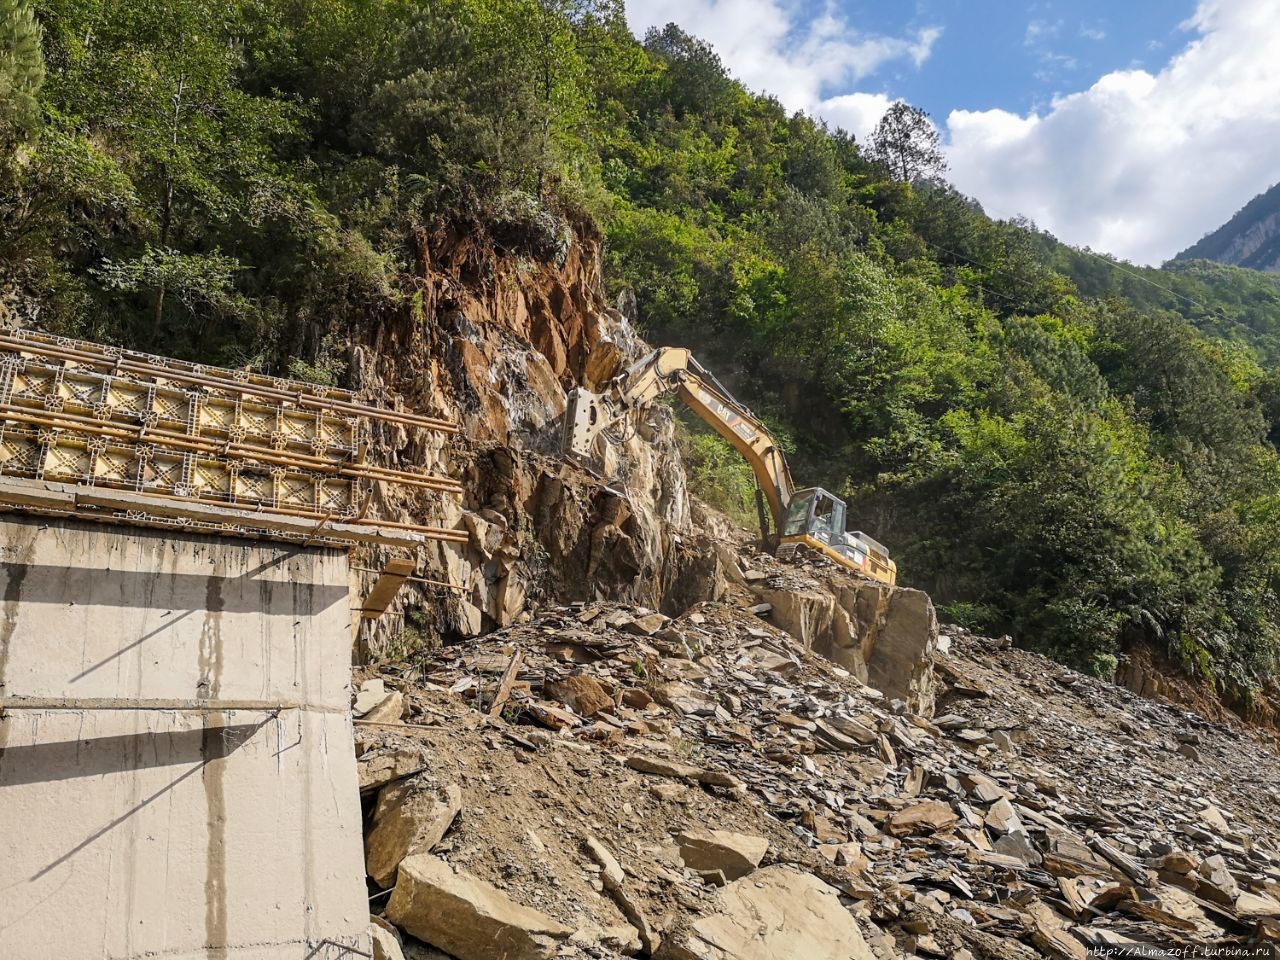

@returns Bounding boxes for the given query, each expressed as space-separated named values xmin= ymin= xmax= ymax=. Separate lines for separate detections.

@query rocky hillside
xmin=1175 ymin=181 xmax=1280 ymax=272
xmin=351 ymin=538 xmax=1280 ymax=960
xmin=319 ymin=208 xmax=1280 ymax=959
xmin=345 ymin=217 xmax=718 ymax=653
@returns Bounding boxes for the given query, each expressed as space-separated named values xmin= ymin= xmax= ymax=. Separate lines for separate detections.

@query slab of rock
xmin=626 ymin=754 xmax=703 ymax=779
xmin=367 ymin=782 xmax=463 ymax=888
xmin=994 ymin=829 xmax=1042 ymax=867
xmin=1154 ymin=851 xmax=1198 ymax=874
xmin=387 ymin=854 xmax=572 ymax=960
xmin=887 ymin=801 xmax=958 ymax=837
xmin=371 ymin=915 xmax=406 ymax=960
xmin=1236 ymin=892 xmax=1280 ymax=917
xmin=359 ymin=747 xmax=428 ymax=793
xmin=660 ymin=865 xmax=873 ymax=960
xmin=622 ymin=612 xmax=669 ymax=636
xmin=545 ymin=674 xmax=614 ymax=718
xmin=861 ymin=585 xmax=939 ymax=717
xmin=354 ymin=679 xmax=389 ymax=716
xmin=678 ymin=828 xmax=769 ymax=882
xmin=985 ymin=797 xmax=1022 ymax=834
xmin=583 ymin=835 xmax=625 ymax=888
xmin=364 ymin=691 xmax=406 ymax=724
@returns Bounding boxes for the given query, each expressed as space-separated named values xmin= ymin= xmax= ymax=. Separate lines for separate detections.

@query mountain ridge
xmin=1174 ymin=181 xmax=1280 ymax=272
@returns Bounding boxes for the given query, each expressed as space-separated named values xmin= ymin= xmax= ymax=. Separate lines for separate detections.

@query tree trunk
xmin=153 ymin=75 xmax=185 ymax=331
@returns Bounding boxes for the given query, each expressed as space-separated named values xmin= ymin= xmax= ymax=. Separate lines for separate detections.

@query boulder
xmin=370 ymin=916 xmax=406 ymax=960
xmin=887 ymin=801 xmax=958 ymax=837
xmin=659 ymin=865 xmax=873 ymax=960
xmin=677 ymin=829 xmax=769 ymax=882
xmin=861 ymin=585 xmax=938 ymax=716
xmin=363 ymin=691 xmax=406 ymax=725
xmin=386 ymin=855 xmax=572 ymax=960
xmin=545 ymin=674 xmax=614 ymax=718
xmin=366 ymin=783 xmax=463 ymax=888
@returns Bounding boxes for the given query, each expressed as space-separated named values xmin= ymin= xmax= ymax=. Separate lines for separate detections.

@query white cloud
xmin=625 ymin=0 xmax=940 ymax=137
xmin=625 ymin=0 xmax=1280 ymax=266
xmin=1024 ymin=18 xmax=1062 ymax=46
xmin=945 ymin=0 xmax=1280 ymax=264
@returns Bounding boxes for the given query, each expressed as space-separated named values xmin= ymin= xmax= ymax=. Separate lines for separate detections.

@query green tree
xmin=869 ymin=101 xmax=947 ymax=183
xmin=0 ymin=0 xmax=42 ymax=146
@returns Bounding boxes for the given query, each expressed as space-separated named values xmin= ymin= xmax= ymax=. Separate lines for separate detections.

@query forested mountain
xmin=4 ymin=0 xmax=1280 ymax=702
xmin=1175 ymin=181 xmax=1280 ymax=274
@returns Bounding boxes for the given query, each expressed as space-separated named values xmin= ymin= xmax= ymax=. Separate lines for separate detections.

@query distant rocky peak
xmin=1175 ymin=181 xmax=1280 ymax=273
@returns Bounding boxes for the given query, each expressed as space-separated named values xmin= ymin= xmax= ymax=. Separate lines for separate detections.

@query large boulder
xmin=386 ymin=854 xmax=572 ymax=960
xmin=659 ymin=865 xmax=873 ymax=960
xmin=750 ymin=580 xmax=938 ymax=715
xmin=861 ymin=585 xmax=938 ymax=716
xmin=366 ymin=782 xmax=463 ymax=888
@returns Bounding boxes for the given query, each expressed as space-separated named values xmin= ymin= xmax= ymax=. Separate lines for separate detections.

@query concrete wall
xmin=0 ymin=516 xmax=370 ymax=960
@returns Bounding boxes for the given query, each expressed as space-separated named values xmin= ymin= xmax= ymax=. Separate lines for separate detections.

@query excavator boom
xmin=563 ymin=347 xmax=897 ymax=586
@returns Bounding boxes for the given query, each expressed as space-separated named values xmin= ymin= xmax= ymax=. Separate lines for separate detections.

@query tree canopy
xmin=6 ymin=1 xmax=1280 ymax=702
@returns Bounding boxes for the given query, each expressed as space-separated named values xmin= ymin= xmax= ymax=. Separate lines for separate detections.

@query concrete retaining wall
xmin=0 ymin=516 xmax=370 ymax=959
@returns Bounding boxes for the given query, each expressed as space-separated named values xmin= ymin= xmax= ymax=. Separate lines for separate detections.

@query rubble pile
xmin=351 ymin=549 xmax=1280 ymax=960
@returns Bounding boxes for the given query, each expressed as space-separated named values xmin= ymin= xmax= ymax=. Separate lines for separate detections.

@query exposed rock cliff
xmin=347 ymin=216 xmax=718 ymax=652
xmin=1175 ymin=181 xmax=1280 ymax=272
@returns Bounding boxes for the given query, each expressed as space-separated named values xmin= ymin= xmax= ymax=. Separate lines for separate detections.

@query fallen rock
xmin=583 ymin=835 xmax=625 ymax=888
xmin=984 ymin=797 xmax=1022 ymax=834
xmin=545 ymin=674 xmax=614 ymax=718
xmin=359 ymin=747 xmax=428 ymax=793
xmin=1236 ymin=892 xmax=1280 ymax=917
xmin=677 ymin=828 xmax=769 ymax=882
xmin=370 ymin=915 xmax=406 ymax=960
xmin=364 ymin=691 xmax=406 ymax=725
xmin=660 ymin=865 xmax=873 ymax=960
xmin=386 ymin=854 xmax=572 ymax=960
xmin=626 ymin=754 xmax=703 ymax=779
xmin=366 ymin=782 xmax=464 ymax=888
xmin=355 ymin=679 xmax=389 ymax=716
xmin=887 ymin=801 xmax=958 ymax=837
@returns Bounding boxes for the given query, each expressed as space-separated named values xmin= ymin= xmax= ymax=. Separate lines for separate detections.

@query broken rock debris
xmin=355 ymin=564 xmax=1280 ymax=958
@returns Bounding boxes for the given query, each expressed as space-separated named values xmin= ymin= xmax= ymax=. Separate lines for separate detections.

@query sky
xmin=623 ymin=0 xmax=1280 ymax=266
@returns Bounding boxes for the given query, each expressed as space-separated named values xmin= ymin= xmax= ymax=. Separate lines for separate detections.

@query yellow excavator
xmin=563 ymin=347 xmax=897 ymax=586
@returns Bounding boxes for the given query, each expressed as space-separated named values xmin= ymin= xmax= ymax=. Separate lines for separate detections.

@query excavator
xmin=562 ymin=347 xmax=897 ymax=586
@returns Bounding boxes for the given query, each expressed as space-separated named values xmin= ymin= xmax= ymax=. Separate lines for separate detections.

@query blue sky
xmin=844 ymin=1 xmax=1197 ymax=118
xmin=625 ymin=0 xmax=1280 ymax=265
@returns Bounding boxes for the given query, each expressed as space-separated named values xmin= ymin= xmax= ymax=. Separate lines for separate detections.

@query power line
xmin=1071 ymin=246 xmax=1221 ymax=317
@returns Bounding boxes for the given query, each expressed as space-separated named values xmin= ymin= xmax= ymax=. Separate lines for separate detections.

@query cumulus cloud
xmin=626 ymin=0 xmax=1280 ymax=265
xmin=945 ymin=0 xmax=1280 ymax=264
xmin=625 ymin=0 xmax=940 ymax=139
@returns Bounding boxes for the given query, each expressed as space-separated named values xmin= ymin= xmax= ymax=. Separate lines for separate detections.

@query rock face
xmin=386 ymin=854 xmax=573 ymax=960
xmin=366 ymin=781 xmax=463 ymax=888
xmin=750 ymin=578 xmax=938 ymax=715
xmin=661 ymin=866 xmax=873 ymax=960
xmin=1174 ymin=180 xmax=1280 ymax=272
xmin=349 ymin=219 xmax=723 ymax=653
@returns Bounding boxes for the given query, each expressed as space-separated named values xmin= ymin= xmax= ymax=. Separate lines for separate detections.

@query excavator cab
xmin=779 ymin=488 xmax=897 ymax=585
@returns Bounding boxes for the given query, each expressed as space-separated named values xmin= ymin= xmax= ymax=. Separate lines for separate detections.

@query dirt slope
xmin=355 ymin=540 xmax=1280 ymax=960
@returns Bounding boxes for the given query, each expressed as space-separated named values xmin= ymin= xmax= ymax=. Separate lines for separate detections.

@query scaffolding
xmin=0 ymin=329 xmax=466 ymax=549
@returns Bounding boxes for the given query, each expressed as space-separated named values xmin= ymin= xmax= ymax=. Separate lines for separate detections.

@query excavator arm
xmin=563 ymin=346 xmax=897 ymax=586
xmin=563 ymin=347 xmax=794 ymax=537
